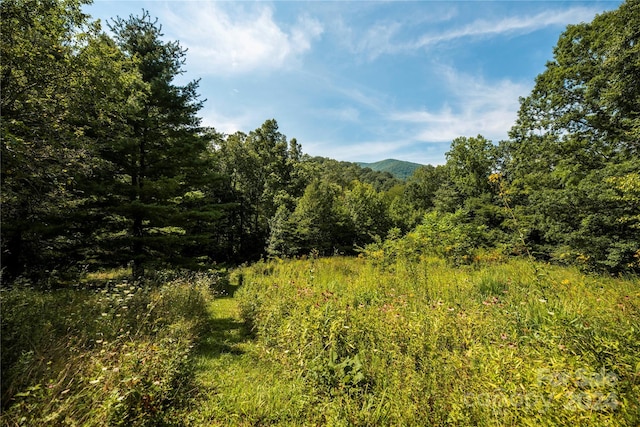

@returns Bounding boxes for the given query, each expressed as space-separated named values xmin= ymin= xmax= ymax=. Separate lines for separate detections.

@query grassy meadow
xmin=0 ymin=271 xmax=219 ymax=426
xmin=233 ymin=256 xmax=639 ymax=426
xmin=1 ymin=256 xmax=639 ymax=426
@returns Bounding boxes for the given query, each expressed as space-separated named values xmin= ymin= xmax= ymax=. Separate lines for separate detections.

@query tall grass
xmin=0 ymin=270 xmax=218 ymax=426
xmin=237 ymin=256 xmax=640 ymax=426
xmin=3 ymin=259 xmax=637 ymax=426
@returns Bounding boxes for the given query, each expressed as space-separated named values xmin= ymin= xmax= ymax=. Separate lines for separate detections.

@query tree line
xmin=2 ymin=0 xmax=638 ymax=285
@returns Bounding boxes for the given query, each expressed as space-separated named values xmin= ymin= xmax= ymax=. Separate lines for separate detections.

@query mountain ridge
xmin=357 ymin=158 xmax=423 ymax=180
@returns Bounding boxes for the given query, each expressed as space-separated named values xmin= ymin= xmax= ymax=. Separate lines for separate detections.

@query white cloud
xmin=355 ymin=21 xmax=403 ymax=61
xmin=344 ymin=5 xmax=601 ymax=60
xmin=199 ymin=107 xmax=253 ymax=135
xmin=160 ymin=2 xmax=323 ymax=75
xmin=333 ymin=5 xmax=458 ymax=60
xmin=390 ymin=66 xmax=530 ymax=143
xmin=412 ymin=7 xmax=600 ymax=49
xmin=318 ymin=106 xmax=360 ymax=123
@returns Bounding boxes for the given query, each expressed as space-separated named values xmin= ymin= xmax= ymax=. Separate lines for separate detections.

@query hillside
xmin=357 ymin=159 xmax=423 ymax=180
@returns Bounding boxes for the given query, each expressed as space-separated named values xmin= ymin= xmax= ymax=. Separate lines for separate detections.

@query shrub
xmin=363 ymin=210 xmax=487 ymax=267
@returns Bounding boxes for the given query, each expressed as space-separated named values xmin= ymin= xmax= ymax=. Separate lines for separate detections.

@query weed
xmin=0 ymin=271 xmax=216 ymax=426
xmin=234 ymin=256 xmax=640 ymax=425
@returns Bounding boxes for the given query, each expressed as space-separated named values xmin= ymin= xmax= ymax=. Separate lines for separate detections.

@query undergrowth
xmin=0 ymin=270 xmax=219 ymax=426
xmin=2 ymin=258 xmax=638 ymax=426
xmin=236 ymin=256 xmax=640 ymax=426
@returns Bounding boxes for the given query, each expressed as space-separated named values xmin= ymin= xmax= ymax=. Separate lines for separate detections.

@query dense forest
xmin=2 ymin=0 xmax=639 ymax=287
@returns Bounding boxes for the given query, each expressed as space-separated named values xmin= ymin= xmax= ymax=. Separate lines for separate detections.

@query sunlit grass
xmin=83 ymin=267 xmax=132 ymax=283
xmin=3 ymin=259 xmax=638 ymax=426
xmin=184 ymin=296 xmax=312 ymax=426
xmin=234 ymin=256 xmax=640 ymax=426
xmin=0 ymin=271 xmax=217 ymax=426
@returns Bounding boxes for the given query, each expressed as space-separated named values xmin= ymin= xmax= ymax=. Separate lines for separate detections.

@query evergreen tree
xmin=95 ymin=11 xmax=216 ymax=278
xmin=213 ymin=120 xmax=309 ymax=260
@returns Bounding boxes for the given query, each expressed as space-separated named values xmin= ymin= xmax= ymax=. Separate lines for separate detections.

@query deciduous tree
xmin=505 ymin=0 xmax=640 ymax=272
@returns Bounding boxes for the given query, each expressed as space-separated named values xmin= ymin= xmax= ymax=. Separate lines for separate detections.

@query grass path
xmin=184 ymin=289 xmax=310 ymax=426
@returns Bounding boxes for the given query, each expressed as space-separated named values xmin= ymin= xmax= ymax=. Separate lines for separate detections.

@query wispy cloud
xmin=199 ymin=106 xmax=254 ymax=136
xmin=346 ymin=5 xmax=601 ymax=60
xmin=390 ymin=66 xmax=530 ymax=143
xmin=354 ymin=21 xmax=404 ymax=61
xmin=160 ymin=2 xmax=323 ymax=75
xmin=317 ymin=106 xmax=361 ymax=123
xmin=412 ymin=7 xmax=599 ymax=49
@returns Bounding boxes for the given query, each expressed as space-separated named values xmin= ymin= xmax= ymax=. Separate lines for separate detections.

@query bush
xmin=363 ymin=210 xmax=487 ymax=268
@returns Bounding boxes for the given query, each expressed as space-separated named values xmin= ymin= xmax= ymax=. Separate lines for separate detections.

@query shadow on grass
xmin=196 ymin=298 xmax=251 ymax=358
xmin=215 ymin=282 xmax=241 ymax=298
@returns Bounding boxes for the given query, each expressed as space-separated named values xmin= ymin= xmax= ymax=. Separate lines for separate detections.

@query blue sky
xmin=85 ymin=0 xmax=622 ymax=165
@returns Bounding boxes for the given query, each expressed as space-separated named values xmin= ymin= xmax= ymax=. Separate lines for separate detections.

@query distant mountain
xmin=357 ymin=159 xmax=423 ymax=180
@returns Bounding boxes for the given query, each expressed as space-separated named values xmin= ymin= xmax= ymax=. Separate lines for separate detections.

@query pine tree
xmin=95 ymin=11 xmax=219 ymax=278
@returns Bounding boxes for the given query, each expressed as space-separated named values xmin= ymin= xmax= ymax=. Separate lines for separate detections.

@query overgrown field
xmin=2 ymin=258 xmax=638 ymax=426
xmin=0 ymin=271 xmax=219 ymax=426
xmin=236 ymin=256 xmax=640 ymax=426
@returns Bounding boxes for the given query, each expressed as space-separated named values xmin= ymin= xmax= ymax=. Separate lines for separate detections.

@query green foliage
xmin=236 ymin=256 xmax=640 ymax=426
xmin=388 ymin=164 xmax=448 ymax=231
xmin=0 ymin=0 xmax=100 ymax=281
xmin=267 ymin=179 xmax=394 ymax=258
xmin=288 ymin=180 xmax=353 ymax=256
xmin=213 ymin=121 xmax=310 ymax=260
xmin=344 ymin=181 xmax=392 ymax=246
xmin=1 ymin=0 xmax=637 ymax=284
xmin=364 ymin=210 xmax=486 ymax=267
xmin=94 ymin=11 xmax=217 ymax=278
xmin=441 ymin=135 xmax=498 ymax=204
xmin=504 ymin=0 xmax=640 ymax=274
xmin=0 ymin=271 xmax=217 ymax=426
xmin=1 ymin=4 xmax=227 ymax=283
